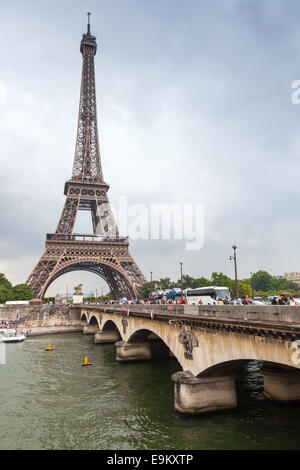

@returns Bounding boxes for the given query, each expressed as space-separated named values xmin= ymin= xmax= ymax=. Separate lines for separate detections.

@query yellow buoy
xmin=81 ymin=356 xmax=92 ymax=366
xmin=45 ymin=344 xmax=53 ymax=351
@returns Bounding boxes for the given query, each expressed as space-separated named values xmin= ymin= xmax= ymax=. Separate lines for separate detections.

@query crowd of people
xmin=271 ymin=295 xmax=297 ymax=305
xmin=83 ymin=294 xmax=299 ymax=306
xmin=0 ymin=320 xmax=17 ymax=329
xmin=85 ymin=298 xmax=185 ymax=306
xmin=85 ymin=296 xmax=248 ymax=306
xmin=235 ymin=295 xmax=254 ymax=305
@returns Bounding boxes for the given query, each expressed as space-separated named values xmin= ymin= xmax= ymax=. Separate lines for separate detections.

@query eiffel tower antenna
xmin=26 ymin=19 xmax=146 ymax=299
xmin=87 ymin=12 xmax=91 ymax=35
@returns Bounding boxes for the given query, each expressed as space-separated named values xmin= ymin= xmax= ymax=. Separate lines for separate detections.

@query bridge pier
xmin=171 ymin=371 xmax=237 ymax=415
xmin=263 ymin=366 xmax=300 ymax=402
xmin=115 ymin=341 xmax=151 ymax=362
xmin=94 ymin=330 xmax=120 ymax=344
xmin=83 ymin=325 xmax=98 ymax=335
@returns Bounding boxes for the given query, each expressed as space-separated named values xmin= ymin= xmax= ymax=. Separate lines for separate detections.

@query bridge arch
xmin=89 ymin=315 xmax=99 ymax=327
xmin=102 ymin=319 xmax=122 ymax=335
xmin=196 ymin=359 xmax=262 ymax=378
xmin=128 ymin=328 xmax=161 ymax=343
xmin=188 ymin=331 xmax=300 ymax=378
xmin=81 ymin=313 xmax=88 ymax=323
xmin=127 ymin=326 xmax=183 ymax=366
xmin=197 ymin=359 xmax=300 ymax=379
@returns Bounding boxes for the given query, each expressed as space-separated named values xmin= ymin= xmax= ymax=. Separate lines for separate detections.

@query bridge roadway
xmin=74 ymin=303 xmax=300 ymax=415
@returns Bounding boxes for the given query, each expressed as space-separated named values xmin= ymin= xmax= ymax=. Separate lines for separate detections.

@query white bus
xmin=185 ymin=286 xmax=231 ymax=305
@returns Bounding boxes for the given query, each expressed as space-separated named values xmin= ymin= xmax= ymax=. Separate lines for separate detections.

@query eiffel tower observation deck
xmin=26 ymin=14 xmax=146 ymax=299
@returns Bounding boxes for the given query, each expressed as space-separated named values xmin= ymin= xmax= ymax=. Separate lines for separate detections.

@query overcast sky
xmin=1 ymin=0 xmax=300 ymax=296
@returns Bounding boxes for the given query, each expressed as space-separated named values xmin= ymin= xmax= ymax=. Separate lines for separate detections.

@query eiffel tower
xmin=26 ymin=14 xmax=146 ymax=299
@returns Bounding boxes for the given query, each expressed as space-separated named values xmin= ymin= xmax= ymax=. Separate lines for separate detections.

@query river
xmin=0 ymin=333 xmax=299 ymax=450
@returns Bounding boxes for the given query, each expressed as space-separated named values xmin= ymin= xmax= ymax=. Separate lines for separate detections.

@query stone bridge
xmin=75 ymin=304 xmax=300 ymax=415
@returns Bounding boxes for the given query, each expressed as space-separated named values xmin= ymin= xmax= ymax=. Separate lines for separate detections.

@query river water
xmin=0 ymin=333 xmax=299 ymax=450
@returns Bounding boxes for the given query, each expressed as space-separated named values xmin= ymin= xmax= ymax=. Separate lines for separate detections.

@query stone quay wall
xmin=0 ymin=305 xmax=82 ymax=335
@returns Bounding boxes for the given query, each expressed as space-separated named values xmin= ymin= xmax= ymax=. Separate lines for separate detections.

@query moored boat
xmin=0 ymin=329 xmax=26 ymax=343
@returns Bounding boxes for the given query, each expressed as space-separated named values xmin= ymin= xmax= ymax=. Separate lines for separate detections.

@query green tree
xmin=103 ymin=292 xmax=113 ymax=302
xmin=0 ymin=273 xmax=12 ymax=290
xmin=13 ymin=284 xmax=33 ymax=301
xmin=0 ymin=286 xmax=13 ymax=304
xmin=177 ymin=275 xmax=211 ymax=290
xmin=85 ymin=292 xmax=113 ymax=303
xmin=211 ymin=272 xmax=233 ymax=289
xmin=252 ymin=271 xmax=276 ymax=291
xmin=158 ymin=277 xmax=176 ymax=290
xmin=275 ymin=277 xmax=299 ymax=292
xmin=241 ymin=278 xmax=252 ymax=287
xmin=176 ymin=275 xmax=198 ymax=290
xmin=139 ymin=281 xmax=165 ymax=299
xmin=139 ymin=282 xmax=153 ymax=299
xmin=210 ymin=272 xmax=235 ymax=296
xmin=194 ymin=277 xmax=211 ymax=288
xmin=238 ymin=282 xmax=252 ymax=298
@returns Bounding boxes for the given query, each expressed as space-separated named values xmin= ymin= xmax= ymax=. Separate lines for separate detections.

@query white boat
xmin=0 ymin=329 xmax=26 ymax=343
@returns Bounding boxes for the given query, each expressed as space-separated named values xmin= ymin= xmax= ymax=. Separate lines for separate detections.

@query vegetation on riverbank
xmin=83 ymin=292 xmax=113 ymax=303
xmin=0 ymin=269 xmax=299 ymax=304
xmin=0 ymin=273 xmax=33 ymax=304
xmin=139 ymin=270 xmax=300 ymax=299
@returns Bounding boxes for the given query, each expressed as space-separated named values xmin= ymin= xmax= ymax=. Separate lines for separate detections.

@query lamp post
xmin=180 ymin=262 xmax=183 ymax=300
xmin=150 ymin=271 xmax=153 ymax=300
xmin=229 ymin=245 xmax=238 ymax=299
xmin=250 ymin=272 xmax=254 ymax=298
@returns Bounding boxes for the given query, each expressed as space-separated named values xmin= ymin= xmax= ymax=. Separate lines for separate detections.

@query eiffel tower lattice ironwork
xmin=26 ymin=15 xmax=146 ymax=299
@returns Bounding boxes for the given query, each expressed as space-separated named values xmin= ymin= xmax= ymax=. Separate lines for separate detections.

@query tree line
xmin=138 ymin=270 xmax=300 ymax=299
xmin=0 ymin=273 xmax=33 ymax=304
xmin=0 ymin=269 xmax=298 ymax=304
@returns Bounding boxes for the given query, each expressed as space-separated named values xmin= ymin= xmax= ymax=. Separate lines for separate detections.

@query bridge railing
xmin=79 ymin=304 xmax=300 ymax=326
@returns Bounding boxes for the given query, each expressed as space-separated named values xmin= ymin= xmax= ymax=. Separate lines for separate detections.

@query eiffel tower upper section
xmin=55 ymin=14 xmax=118 ymax=237
xmin=71 ymin=13 xmax=104 ymax=184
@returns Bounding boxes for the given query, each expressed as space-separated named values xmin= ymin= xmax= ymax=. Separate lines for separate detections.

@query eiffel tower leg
xmin=55 ymin=197 xmax=79 ymax=234
xmin=91 ymin=198 xmax=119 ymax=238
xmin=26 ymin=251 xmax=60 ymax=298
xmin=121 ymin=259 xmax=147 ymax=291
xmin=26 ymin=243 xmax=143 ymax=299
xmin=91 ymin=200 xmax=101 ymax=234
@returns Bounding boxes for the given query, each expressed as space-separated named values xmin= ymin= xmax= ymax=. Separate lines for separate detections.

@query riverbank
xmin=0 ymin=304 xmax=82 ymax=336
xmin=20 ymin=325 xmax=83 ymax=336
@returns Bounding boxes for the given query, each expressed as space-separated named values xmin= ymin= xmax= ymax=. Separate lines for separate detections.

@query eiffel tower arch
xmin=26 ymin=15 xmax=146 ymax=299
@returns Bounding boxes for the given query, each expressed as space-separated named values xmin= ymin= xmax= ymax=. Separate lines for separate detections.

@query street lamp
xmin=229 ymin=245 xmax=238 ymax=299
xmin=250 ymin=272 xmax=254 ymax=298
xmin=180 ymin=262 xmax=183 ymax=300
xmin=150 ymin=272 xmax=153 ymax=300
